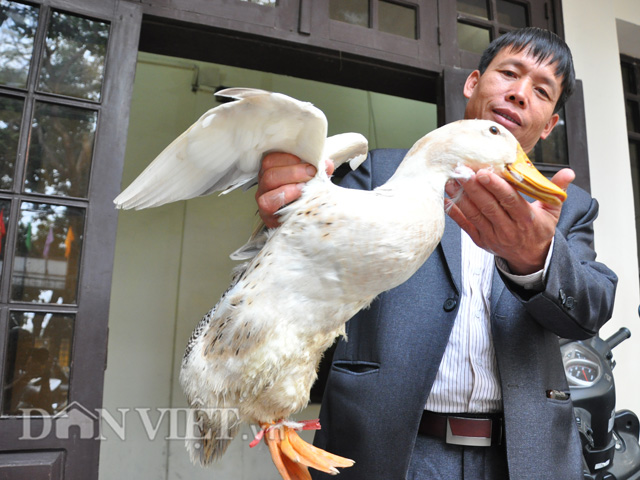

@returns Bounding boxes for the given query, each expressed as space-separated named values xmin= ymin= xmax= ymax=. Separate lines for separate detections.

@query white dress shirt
xmin=425 ymin=231 xmax=553 ymax=413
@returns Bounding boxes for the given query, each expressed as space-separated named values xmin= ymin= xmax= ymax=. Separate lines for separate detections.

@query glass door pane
xmin=24 ymin=102 xmax=98 ymax=198
xmin=11 ymin=202 xmax=85 ymax=304
xmin=3 ymin=311 xmax=74 ymax=415
xmin=37 ymin=10 xmax=110 ymax=101
xmin=0 ymin=0 xmax=39 ymax=89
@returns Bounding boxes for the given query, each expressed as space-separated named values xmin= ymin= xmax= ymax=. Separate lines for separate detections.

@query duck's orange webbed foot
xmin=252 ymin=420 xmax=354 ymax=479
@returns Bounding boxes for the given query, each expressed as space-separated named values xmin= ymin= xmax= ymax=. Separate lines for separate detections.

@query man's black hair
xmin=478 ymin=27 xmax=576 ymax=113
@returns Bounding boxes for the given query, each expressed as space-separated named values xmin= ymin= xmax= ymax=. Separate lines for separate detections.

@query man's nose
xmin=507 ymin=80 xmax=529 ymax=107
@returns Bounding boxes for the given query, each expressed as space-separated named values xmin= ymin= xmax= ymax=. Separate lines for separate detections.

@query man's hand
xmin=444 ymin=168 xmax=575 ymax=275
xmin=256 ymin=153 xmax=335 ymax=228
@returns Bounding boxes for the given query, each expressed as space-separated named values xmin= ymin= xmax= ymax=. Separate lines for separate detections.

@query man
xmin=255 ymin=28 xmax=617 ymax=479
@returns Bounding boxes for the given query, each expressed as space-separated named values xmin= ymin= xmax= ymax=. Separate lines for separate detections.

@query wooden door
xmin=0 ymin=1 xmax=141 ymax=478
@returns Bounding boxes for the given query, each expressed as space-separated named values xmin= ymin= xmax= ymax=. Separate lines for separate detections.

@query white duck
xmin=114 ymin=88 xmax=566 ymax=480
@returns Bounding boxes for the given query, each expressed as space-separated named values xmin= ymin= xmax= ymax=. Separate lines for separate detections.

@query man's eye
xmin=536 ymin=87 xmax=550 ymax=99
xmin=502 ymin=70 xmax=516 ymax=78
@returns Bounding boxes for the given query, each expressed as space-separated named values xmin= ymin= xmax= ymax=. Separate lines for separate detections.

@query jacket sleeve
xmin=502 ymin=184 xmax=618 ymax=339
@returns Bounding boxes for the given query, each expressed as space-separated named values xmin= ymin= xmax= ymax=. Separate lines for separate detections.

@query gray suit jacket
xmin=312 ymin=149 xmax=618 ymax=479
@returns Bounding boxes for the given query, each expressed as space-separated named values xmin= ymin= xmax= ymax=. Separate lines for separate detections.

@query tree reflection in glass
xmin=24 ymin=102 xmax=97 ymax=197
xmin=0 ymin=0 xmax=39 ymax=89
xmin=38 ymin=10 xmax=109 ymax=101
xmin=11 ymin=201 xmax=84 ymax=304
xmin=329 ymin=0 xmax=369 ymax=27
xmin=3 ymin=311 xmax=74 ymax=415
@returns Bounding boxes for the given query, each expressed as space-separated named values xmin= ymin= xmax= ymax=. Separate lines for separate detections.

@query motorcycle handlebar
xmin=604 ymin=327 xmax=631 ymax=350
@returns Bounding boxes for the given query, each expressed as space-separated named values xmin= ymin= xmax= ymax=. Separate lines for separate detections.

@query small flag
xmin=64 ymin=226 xmax=75 ymax=259
xmin=43 ymin=226 xmax=54 ymax=259
xmin=0 ymin=208 xmax=5 ymax=249
xmin=25 ymin=222 xmax=32 ymax=251
xmin=0 ymin=208 xmax=6 ymax=255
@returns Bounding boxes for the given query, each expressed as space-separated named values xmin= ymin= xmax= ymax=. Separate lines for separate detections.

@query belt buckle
xmin=445 ymin=417 xmax=493 ymax=447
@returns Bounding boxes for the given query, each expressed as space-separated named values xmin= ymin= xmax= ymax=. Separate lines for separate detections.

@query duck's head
xmin=425 ymin=119 xmax=567 ymax=206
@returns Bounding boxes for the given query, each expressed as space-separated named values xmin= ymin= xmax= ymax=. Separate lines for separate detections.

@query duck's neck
xmin=381 ymin=138 xmax=456 ymax=196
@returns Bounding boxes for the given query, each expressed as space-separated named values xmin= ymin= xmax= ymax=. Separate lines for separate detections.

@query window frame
xmin=621 ymin=54 xmax=640 ymax=279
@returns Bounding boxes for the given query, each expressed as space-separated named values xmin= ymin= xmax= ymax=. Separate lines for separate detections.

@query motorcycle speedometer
xmin=561 ymin=344 xmax=603 ymax=387
xmin=566 ymin=360 xmax=600 ymax=386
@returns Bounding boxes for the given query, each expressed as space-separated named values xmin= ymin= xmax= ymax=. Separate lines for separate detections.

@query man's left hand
xmin=444 ymin=168 xmax=575 ymax=275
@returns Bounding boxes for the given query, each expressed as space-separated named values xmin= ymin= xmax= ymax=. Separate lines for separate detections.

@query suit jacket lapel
xmin=440 ymin=215 xmax=462 ymax=292
xmin=491 ymin=266 xmax=506 ymax=313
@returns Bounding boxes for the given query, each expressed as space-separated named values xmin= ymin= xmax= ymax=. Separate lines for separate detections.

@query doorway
xmin=101 ymin=52 xmax=437 ymax=480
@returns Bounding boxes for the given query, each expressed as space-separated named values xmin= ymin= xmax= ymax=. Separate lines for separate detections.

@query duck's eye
xmin=489 ymin=126 xmax=500 ymax=135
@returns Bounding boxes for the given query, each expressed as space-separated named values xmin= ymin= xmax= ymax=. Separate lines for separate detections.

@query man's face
xmin=463 ymin=47 xmax=562 ymax=153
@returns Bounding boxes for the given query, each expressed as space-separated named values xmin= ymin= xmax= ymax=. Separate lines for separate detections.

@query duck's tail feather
xmin=186 ymin=406 xmax=242 ymax=465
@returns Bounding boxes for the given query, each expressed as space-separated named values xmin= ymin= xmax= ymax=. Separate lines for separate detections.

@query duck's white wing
xmin=114 ymin=88 xmax=329 ymax=210
xmin=322 ymin=132 xmax=368 ymax=171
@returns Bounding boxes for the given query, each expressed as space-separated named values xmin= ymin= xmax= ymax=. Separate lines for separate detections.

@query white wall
xmin=563 ymin=0 xmax=640 ymax=413
xmin=100 ymin=53 xmax=436 ymax=480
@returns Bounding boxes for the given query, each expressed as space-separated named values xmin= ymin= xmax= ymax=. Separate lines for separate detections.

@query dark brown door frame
xmin=138 ymin=14 xmax=442 ymax=105
xmin=0 ymin=1 xmax=141 ymax=478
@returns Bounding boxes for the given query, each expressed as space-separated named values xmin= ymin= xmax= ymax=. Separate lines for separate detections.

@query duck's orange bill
xmin=502 ymin=144 xmax=567 ymax=206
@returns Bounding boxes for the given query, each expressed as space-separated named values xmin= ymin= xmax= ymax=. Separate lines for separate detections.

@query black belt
xmin=418 ymin=410 xmax=504 ymax=447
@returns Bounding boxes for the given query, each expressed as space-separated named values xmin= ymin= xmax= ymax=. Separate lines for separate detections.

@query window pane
xmin=626 ymin=100 xmax=640 ymax=133
xmin=37 ymin=11 xmax=109 ymax=101
xmin=0 ymin=0 xmax=39 ymax=89
xmin=0 ymin=198 xmax=9 ymax=267
xmin=24 ymin=102 xmax=97 ymax=198
xmin=11 ymin=201 xmax=84 ymax=304
xmin=531 ymin=108 xmax=568 ymax=165
xmin=457 ymin=22 xmax=491 ymax=54
xmin=0 ymin=95 xmax=23 ymax=190
xmin=621 ymin=62 xmax=637 ymax=95
xmin=330 ymin=0 xmax=369 ymax=28
xmin=378 ymin=1 xmax=416 ymax=39
xmin=3 ymin=311 xmax=74 ymax=415
xmin=496 ymin=0 xmax=528 ymax=28
xmin=457 ymin=0 xmax=488 ymax=19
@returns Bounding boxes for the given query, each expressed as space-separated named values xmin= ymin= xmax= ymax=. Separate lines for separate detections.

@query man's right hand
xmin=256 ymin=152 xmax=334 ymax=228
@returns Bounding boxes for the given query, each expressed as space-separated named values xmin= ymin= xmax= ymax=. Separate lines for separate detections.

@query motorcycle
xmin=560 ymin=326 xmax=640 ymax=479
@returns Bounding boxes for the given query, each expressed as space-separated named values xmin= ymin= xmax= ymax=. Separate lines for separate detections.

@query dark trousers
xmin=407 ymin=434 xmax=510 ymax=480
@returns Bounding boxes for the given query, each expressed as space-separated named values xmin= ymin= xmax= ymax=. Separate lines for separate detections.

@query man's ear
xmin=540 ymin=113 xmax=560 ymax=140
xmin=463 ymin=70 xmax=481 ymax=99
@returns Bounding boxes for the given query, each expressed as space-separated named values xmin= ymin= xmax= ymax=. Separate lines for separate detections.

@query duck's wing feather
xmin=322 ymin=132 xmax=368 ymax=171
xmin=114 ymin=88 xmax=329 ymax=210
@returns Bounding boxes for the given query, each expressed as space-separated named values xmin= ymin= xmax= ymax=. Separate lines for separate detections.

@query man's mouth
xmin=493 ymin=110 xmax=522 ymax=126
